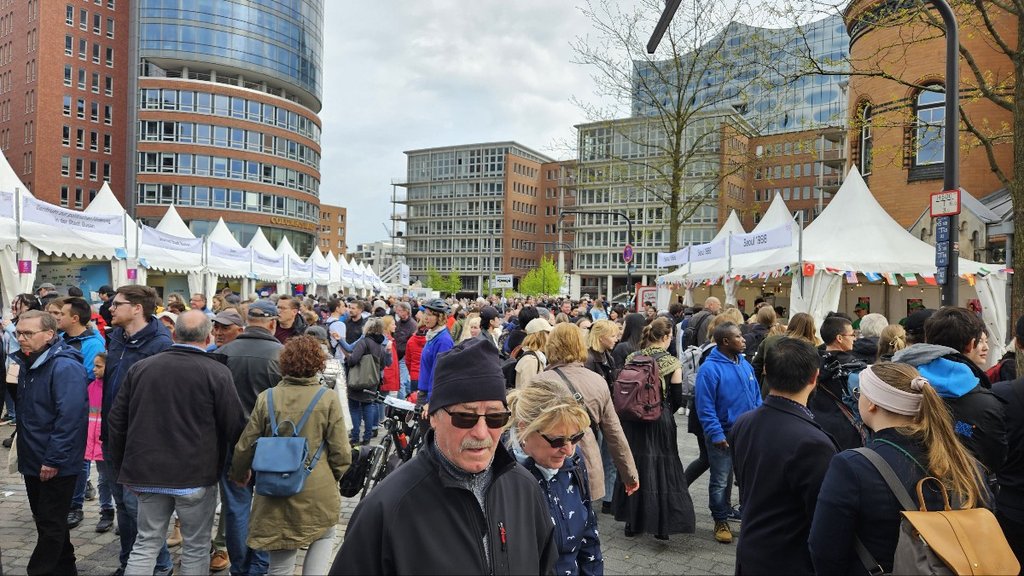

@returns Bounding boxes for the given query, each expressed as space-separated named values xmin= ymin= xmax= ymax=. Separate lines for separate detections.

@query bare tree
xmin=570 ymin=0 xmax=768 ymax=253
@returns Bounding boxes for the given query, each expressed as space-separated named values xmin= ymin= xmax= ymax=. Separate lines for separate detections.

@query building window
xmin=65 ymin=35 xmax=72 ymax=55
xmin=66 ymin=5 xmax=74 ymax=25
xmin=915 ymin=87 xmax=944 ymax=166
xmin=860 ymin=103 xmax=873 ymax=175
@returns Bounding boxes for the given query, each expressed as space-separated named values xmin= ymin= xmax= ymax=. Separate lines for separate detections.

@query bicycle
xmin=360 ymin=392 xmax=423 ymax=498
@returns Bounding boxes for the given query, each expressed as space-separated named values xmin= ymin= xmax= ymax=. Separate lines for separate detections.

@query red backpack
xmin=612 ymin=353 xmax=665 ymax=421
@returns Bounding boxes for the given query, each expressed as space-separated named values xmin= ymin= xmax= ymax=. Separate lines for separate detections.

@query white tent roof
xmin=660 ymin=209 xmax=747 ymax=282
xmin=340 ymin=254 xmax=356 ymax=288
xmin=246 ymin=228 xmax=283 ymax=281
xmin=733 ymin=167 xmax=989 ymax=276
xmin=204 ymin=218 xmax=251 ymax=278
xmin=326 ymin=250 xmax=343 ymax=287
xmin=276 ymin=236 xmax=310 ymax=284
xmin=22 ymin=181 xmax=129 ymax=259
xmin=139 ymin=205 xmax=203 ymax=274
xmin=0 ymin=152 xmax=24 ymax=248
xmin=309 ymin=246 xmax=331 ymax=284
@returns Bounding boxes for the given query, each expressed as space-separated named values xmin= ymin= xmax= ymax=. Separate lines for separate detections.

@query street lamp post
xmin=559 ymin=210 xmax=635 ymax=304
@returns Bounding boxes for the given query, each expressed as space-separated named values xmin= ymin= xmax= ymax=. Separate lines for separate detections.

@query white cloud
xmin=317 ymin=1 xmax=602 ymax=248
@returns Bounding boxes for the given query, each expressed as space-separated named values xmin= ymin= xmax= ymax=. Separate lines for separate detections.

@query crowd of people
xmin=2 ymin=283 xmax=1023 ymax=575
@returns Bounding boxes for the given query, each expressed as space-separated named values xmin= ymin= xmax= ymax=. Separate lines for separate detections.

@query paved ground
xmin=0 ymin=411 xmax=739 ymax=575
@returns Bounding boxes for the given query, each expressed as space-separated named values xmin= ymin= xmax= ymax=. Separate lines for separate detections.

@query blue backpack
xmin=251 ymin=386 xmax=328 ymax=498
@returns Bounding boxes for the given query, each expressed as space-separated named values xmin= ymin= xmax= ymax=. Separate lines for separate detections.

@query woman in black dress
xmin=612 ymin=317 xmax=696 ymax=539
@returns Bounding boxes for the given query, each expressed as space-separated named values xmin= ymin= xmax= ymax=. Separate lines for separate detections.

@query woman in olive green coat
xmin=231 ymin=335 xmax=352 ymax=576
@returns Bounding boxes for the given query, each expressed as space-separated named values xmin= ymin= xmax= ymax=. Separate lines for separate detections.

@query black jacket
xmin=329 ymin=432 xmax=557 ymax=576
xmin=214 ymin=327 xmax=283 ymax=417
xmin=345 ymin=334 xmax=391 ymax=401
xmin=730 ymin=396 xmax=838 ymax=575
xmin=742 ymin=323 xmax=770 ymax=362
xmin=584 ymin=348 xmax=616 ymax=391
xmin=344 ymin=315 xmax=366 ymax=345
xmin=994 ymin=377 xmax=1024 ymax=522
xmin=850 ymin=336 xmax=879 ymax=365
xmin=393 ymin=315 xmax=417 ymax=360
xmin=101 ymin=317 xmax=173 ymax=443
xmin=107 ymin=346 xmax=246 ymax=488
xmin=812 ymin=349 xmax=864 ymax=450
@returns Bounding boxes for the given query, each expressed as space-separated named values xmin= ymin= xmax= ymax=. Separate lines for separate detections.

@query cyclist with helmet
xmin=416 ymin=299 xmax=453 ymax=412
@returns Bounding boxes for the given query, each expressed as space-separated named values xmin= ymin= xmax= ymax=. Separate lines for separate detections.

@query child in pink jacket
xmin=84 ymin=353 xmax=115 ymax=532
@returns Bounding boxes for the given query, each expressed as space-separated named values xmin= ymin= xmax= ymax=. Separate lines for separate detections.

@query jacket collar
xmin=113 ymin=316 xmax=166 ymax=348
xmin=764 ymin=395 xmax=839 ymax=449
xmin=279 ymin=375 xmax=321 ymax=387
xmin=423 ymin=429 xmax=517 ymax=489
xmin=16 ymin=337 xmax=74 ymax=370
xmin=63 ymin=327 xmax=99 ymax=343
xmin=237 ymin=327 xmax=279 ymax=342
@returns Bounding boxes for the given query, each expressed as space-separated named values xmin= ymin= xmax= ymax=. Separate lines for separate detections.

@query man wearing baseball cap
xmin=330 ymin=338 xmax=556 ymax=575
xmin=211 ymin=309 xmax=245 ymax=348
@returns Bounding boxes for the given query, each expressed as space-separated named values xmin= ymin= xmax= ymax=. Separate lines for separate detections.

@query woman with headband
xmin=807 ymin=362 xmax=987 ymax=574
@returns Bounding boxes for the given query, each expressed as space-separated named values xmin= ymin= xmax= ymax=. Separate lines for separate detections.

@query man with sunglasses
xmin=100 ymin=285 xmax=174 ymax=576
xmin=331 ymin=338 xmax=557 ymax=575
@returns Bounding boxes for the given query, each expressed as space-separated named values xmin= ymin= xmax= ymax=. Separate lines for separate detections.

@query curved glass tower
xmin=133 ymin=0 xmax=324 ymax=256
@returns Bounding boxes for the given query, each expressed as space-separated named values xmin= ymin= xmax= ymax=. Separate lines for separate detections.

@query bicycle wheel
xmin=360 ymin=445 xmax=383 ymax=499
xmin=370 ymin=435 xmax=393 ymax=484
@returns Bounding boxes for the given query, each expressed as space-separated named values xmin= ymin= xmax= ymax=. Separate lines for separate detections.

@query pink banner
xmin=17 ymin=260 xmax=31 ymax=274
xmin=126 ymin=268 xmax=137 ymax=280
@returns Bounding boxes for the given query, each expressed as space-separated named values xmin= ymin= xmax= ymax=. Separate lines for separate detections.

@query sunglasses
xmin=539 ymin=431 xmax=586 ymax=448
xmin=443 ymin=408 xmax=511 ymax=429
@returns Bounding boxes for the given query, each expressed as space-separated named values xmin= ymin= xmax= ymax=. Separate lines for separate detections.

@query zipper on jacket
xmin=498 ymin=521 xmax=507 ymax=551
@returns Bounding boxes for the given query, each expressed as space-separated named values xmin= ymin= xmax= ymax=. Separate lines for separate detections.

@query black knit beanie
xmin=428 ymin=337 xmax=507 ymax=415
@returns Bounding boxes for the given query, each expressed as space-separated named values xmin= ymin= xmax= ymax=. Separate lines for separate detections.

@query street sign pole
xmin=928 ymin=0 xmax=959 ymax=307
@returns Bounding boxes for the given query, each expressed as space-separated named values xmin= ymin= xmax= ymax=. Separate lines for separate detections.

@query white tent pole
xmin=797 ymin=211 xmax=805 ymax=296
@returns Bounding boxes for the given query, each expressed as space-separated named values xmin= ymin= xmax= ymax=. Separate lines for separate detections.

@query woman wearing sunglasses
xmin=507 ymin=379 xmax=603 ymax=576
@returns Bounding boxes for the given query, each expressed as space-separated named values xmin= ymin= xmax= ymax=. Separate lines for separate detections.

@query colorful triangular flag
xmin=903 ymin=274 xmax=919 ymax=286
xmin=864 ymin=272 xmax=883 ymax=283
xmin=965 ymin=274 xmax=976 ymax=287
xmin=922 ymin=274 xmax=937 ymax=286
xmin=883 ymin=273 xmax=899 ymax=285
xmin=845 ymin=271 xmax=858 ymax=284
xmin=977 ymin=267 xmax=991 ymax=277
xmin=802 ymin=262 xmax=815 ymax=277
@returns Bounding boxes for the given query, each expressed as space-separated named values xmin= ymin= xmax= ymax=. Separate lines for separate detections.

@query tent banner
xmin=689 ymin=238 xmax=726 ymax=263
xmin=343 ymin=267 xmax=355 ymax=280
xmin=315 ymin=263 xmax=331 ymax=276
xmin=657 ymin=247 xmax=690 ymax=268
xmin=209 ymin=241 xmax=251 ymax=262
xmin=0 ymin=190 xmax=14 ymax=220
xmin=290 ymin=258 xmax=312 ymax=275
xmin=253 ymin=251 xmax=282 ymax=267
xmin=141 ymin=226 xmax=203 ymax=254
xmin=730 ymin=223 xmax=793 ymax=256
xmin=22 ymin=196 xmax=122 ymax=236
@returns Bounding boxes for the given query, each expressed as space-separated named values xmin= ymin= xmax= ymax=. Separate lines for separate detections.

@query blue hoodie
xmin=63 ymin=327 xmax=106 ymax=380
xmin=14 ymin=339 xmax=88 ymax=477
xmin=695 ymin=346 xmax=761 ymax=444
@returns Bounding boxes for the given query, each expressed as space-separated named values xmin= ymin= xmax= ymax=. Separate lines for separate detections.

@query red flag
xmin=802 ymin=262 xmax=815 ymax=277
xmin=922 ymin=274 xmax=937 ymax=286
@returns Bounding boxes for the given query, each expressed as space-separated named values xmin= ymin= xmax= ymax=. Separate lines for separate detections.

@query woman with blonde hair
xmin=530 ymin=322 xmax=638 ymax=506
xmin=514 ymin=318 xmax=553 ymax=388
xmin=809 ymin=362 xmax=988 ymax=574
xmin=457 ymin=316 xmax=481 ymax=343
xmin=584 ymin=320 xmax=619 ymax=390
xmin=876 ymin=324 xmax=907 ymax=363
xmin=507 ymin=379 xmax=603 ymax=575
xmin=613 ymin=317 xmax=695 ymax=539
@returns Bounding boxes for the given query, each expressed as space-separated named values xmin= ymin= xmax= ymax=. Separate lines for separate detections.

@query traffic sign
xmin=936 ymin=267 xmax=947 ymax=285
xmin=623 ymin=244 xmax=634 ymax=263
xmin=935 ymin=217 xmax=950 ymax=243
xmin=930 ymin=189 xmax=961 ymax=217
xmin=935 ymin=241 xmax=949 ymax=267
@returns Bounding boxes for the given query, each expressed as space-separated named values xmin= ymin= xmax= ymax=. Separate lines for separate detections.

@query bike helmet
xmin=422 ymin=298 xmax=449 ymax=315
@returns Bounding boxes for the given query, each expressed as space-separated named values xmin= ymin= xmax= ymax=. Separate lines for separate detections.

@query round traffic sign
xmin=623 ymin=244 xmax=634 ymax=264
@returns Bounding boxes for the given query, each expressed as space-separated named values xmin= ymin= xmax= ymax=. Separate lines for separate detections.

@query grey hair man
xmin=107 ymin=310 xmax=245 ymax=576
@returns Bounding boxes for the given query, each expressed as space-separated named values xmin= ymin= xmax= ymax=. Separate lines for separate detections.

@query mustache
xmin=460 ymin=437 xmax=493 ymax=451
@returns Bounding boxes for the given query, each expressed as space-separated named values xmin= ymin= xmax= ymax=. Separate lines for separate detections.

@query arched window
xmin=859 ymin=103 xmax=873 ymax=175
xmin=915 ymin=86 xmax=945 ymax=166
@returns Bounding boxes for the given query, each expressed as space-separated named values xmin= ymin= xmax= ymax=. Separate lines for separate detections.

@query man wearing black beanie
xmin=330 ymin=338 xmax=556 ymax=575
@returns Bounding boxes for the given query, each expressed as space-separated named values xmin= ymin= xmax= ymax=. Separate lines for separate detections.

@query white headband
xmin=859 ymin=366 xmax=925 ymax=416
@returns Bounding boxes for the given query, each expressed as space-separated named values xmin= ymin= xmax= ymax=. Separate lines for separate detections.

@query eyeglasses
xmin=109 ymin=300 xmax=132 ymax=309
xmin=15 ymin=329 xmax=47 ymax=339
xmin=539 ymin=431 xmax=586 ymax=448
xmin=442 ymin=408 xmax=511 ymax=429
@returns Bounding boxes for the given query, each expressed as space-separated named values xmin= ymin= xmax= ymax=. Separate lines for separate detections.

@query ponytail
xmin=640 ymin=317 xmax=672 ymax=349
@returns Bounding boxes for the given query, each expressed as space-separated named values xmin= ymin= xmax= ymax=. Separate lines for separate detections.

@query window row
xmin=64 ymin=65 xmax=114 ymax=96
xmin=62 ymin=126 xmax=112 ymax=154
xmin=137 ymin=152 xmax=320 ymax=196
xmin=59 ymin=156 xmax=110 ymax=182
xmin=510 ymin=200 xmax=536 ymax=216
xmin=66 ymin=5 xmax=115 ymax=36
xmin=59 ymin=186 xmax=98 ymax=209
xmin=62 ymin=96 xmax=113 ymax=125
xmin=64 ymin=34 xmax=115 ymax=67
xmin=138 ymin=120 xmax=319 ymax=169
xmin=405 ymin=181 xmax=504 ymax=201
xmin=404 ymin=220 xmax=503 ymax=236
xmin=138 ymin=89 xmax=320 ymax=142
xmin=136 ymin=184 xmax=319 ymax=221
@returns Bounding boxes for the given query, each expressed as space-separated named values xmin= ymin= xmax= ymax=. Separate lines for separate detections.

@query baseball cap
xmin=156 ymin=311 xmax=178 ymax=323
xmin=38 ymin=283 xmax=55 ymax=291
xmin=526 ymin=318 xmax=554 ymax=335
xmin=213 ymin=309 xmax=245 ymax=327
xmin=248 ymin=300 xmax=279 ymax=318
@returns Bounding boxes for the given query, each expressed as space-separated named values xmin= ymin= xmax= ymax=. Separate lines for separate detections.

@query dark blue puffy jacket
xmin=14 ymin=339 xmax=89 ymax=477
xmin=101 ymin=317 xmax=172 ymax=442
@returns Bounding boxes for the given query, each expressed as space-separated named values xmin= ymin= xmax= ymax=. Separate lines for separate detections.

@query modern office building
xmin=394 ymin=141 xmax=575 ymax=292
xmin=0 ymin=1 xmax=131 ymax=208
xmin=351 ymin=239 xmax=404 ymax=273
xmin=318 ymin=201 xmax=347 ymax=254
xmin=131 ymin=0 xmax=324 ymax=255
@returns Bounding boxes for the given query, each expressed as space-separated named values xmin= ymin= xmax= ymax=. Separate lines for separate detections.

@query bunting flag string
xmin=844 ymin=271 xmax=858 ymax=284
xmin=902 ymin=274 xmax=919 ymax=287
xmin=922 ymin=274 xmax=937 ymax=286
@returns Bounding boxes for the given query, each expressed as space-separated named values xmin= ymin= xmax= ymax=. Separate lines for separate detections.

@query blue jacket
xmin=419 ymin=328 xmax=454 ymax=401
xmin=101 ymin=317 xmax=173 ymax=442
xmin=14 ymin=339 xmax=89 ymax=477
xmin=518 ymin=447 xmax=602 ymax=576
xmin=63 ymin=327 xmax=106 ymax=379
xmin=694 ymin=346 xmax=761 ymax=443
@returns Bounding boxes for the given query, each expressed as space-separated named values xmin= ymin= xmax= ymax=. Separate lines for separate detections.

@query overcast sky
xmin=317 ymin=1 xmax=611 ymax=249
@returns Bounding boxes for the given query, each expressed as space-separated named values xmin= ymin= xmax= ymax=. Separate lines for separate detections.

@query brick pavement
xmin=0 ymin=412 xmax=738 ymax=575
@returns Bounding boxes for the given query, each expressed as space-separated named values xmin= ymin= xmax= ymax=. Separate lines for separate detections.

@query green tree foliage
xmin=519 ymin=257 xmax=563 ymax=296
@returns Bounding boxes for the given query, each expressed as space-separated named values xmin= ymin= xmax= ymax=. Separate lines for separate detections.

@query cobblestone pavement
xmin=0 ymin=411 xmax=738 ymax=575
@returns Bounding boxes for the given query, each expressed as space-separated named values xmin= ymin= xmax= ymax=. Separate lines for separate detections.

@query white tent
xmin=0 ymin=153 xmax=32 ymax=306
xmin=340 ymin=254 xmax=356 ymax=292
xmin=82 ymin=183 xmax=136 ymax=289
xmin=326 ymin=250 xmax=343 ymax=294
xmin=247 ymin=228 xmax=285 ymax=289
xmin=205 ymin=217 xmax=255 ymax=298
xmin=308 ymin=246 xmax=331 ymax=292
xmin=139 ymin=205 xmax=204 ymax=280
xmin=660 ymin=210 xmax=746 ymax=306
xmin=276 ymin=236 xmax=311 ymax=286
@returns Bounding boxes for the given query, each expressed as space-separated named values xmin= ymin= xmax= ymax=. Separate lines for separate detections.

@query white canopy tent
xmin=276 ymin=236 xmax=311 ymax=287
xmin=247 ymin=228 xmax=285 ymax=293
xmin=340 ymin=254 xmax=356 ymax=292
xmin=0 ymin=153 xmax=31 ymax=306
xmin=663 ymin=210 xmax=746 ymax=307
xmin=326 ymin=250 xmax=343 ymax=294
xmin=139 ymin=205 xmax=204 ymax=291
xmin=308 ymin=247 xmax=331 ymax=294
xmin=206 ymin=218 xmax=254 ymax=298
xmin=73 ymin=183 xmax=134 ymax=289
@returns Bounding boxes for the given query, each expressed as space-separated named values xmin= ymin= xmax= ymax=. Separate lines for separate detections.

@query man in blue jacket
xmin=13 ymin=310 xmax=89 ymax=575
xmin=101 ymin=285 xmax=174 ymax=576
xmin=730 ymin=337 xmax=839 ymax=574
xmin=694 ymin=321 xmax=761 ymax=544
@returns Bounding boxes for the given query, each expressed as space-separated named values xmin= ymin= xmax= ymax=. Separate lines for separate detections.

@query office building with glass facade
xmin=132 ymin=0 xmax=324 ymax=255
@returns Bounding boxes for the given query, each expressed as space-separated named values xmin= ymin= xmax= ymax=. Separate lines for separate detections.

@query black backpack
xmin=501 ymin=350 xmax=535 ymax=389
xmin=339 ymin=445 xmax=374 ymax=498
xmin=683 ymin=311 xmax=711 ymax=348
